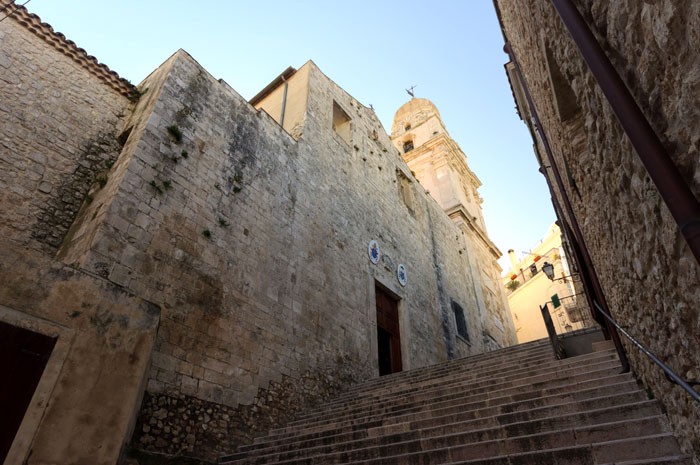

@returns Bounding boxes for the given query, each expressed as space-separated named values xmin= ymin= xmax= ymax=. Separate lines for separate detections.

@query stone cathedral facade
xmin=0 ymin=3 xmax=514 ymax=463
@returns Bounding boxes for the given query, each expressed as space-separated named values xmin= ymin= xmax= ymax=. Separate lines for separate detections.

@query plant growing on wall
xmin=229 ymin=170 xmax=244 ymax=194
xmin=506 ymin=280 xmax=520 ymax=291
xmin=149 ymin=180 xmax=163 ymax=194
xmin=127 ymin=86 xmax=147 ymax=103
xmin=149 ymin=179 xmax=173 ymax=195
xmin=95 ymin=173 xmax=108 ymax=188
xmin=166 ymin=125 xmax=183 ymax=144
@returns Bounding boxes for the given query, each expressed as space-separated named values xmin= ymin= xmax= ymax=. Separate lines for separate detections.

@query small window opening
xmin=332 ymin=101 xmax=352 ymax=144
xmin=404 ymin=124 xmax=411 ymax=131
xmin=529 ymin=263 xmax=538 ymax=277
xmin=452 ymin=301 xmax=470 ymax=342
xmin=544 ymin=43 xmax=581 ymax=122
xmin=403 ymin=140 xmax=414 ymax=153
xmin=397 ymin=171 xmax=415 ymax=216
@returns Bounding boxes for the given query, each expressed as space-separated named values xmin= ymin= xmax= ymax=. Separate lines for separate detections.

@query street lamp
xmin=541 ymin=261 xmax=580 ymax=282
xmin=541 ymin=261 xmax=555 ymax=280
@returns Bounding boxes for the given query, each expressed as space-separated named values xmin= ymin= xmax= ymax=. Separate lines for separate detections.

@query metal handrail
xmin=592 ymin=300 xmax=700 ymax=403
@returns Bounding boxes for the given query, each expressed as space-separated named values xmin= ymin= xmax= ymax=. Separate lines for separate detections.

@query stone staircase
xmin=220 ymin=339 xmax=692 ymax=465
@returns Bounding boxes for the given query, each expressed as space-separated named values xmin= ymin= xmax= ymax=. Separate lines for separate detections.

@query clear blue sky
xmin=24 ymin=0 xmax=555 ymax=270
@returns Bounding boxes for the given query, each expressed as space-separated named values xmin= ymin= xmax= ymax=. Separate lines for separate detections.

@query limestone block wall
xmin=464 ymin=232 xmax=515 ymax=348
xmin=0 ymin=13 xmax=130 ymax=254
xmin=0 ymin=11 xmax=161 ymax=465
xmin=496 ymin=0 xmax=700 ymax=458
xmin=58 ymin=52 xmax=179 ymax=268
xmin=301 ymin=62 xmax=504 ymax=361
xmin=0 ymin=240 xmax=159 ymax=465
xmin=1 ymin=5 xmax=517 ymax=459
xmin=55 ymin=50 xmax=510 ymax=459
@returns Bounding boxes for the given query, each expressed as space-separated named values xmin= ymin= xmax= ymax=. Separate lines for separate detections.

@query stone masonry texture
xmin=0 ymin=11 xmax=130 ymax=255
xmin=495 ymin=0 xmax=700 ymax=460
xmin=1 ymin=4 xmax=516 ymax=463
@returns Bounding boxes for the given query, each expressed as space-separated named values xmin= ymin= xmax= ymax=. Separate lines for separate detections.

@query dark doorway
xmin=376 ymin=284 xmax=402 ymax=375
xmin=0 ymin=321 xmax=57 ymax=462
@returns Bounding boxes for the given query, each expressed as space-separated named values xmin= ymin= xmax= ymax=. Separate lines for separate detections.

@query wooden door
xmin=376 ymin=285 xmax=402 ymax=375
xmin=0 ymin=321 xmax=56 ymax=462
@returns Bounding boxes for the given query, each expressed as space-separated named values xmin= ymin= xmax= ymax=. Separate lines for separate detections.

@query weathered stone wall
xmin=56 ymin=51 xmax=512 ymax=459
xmin=0 ymin=9 xmax=161 ymax=465
xmin=58 ymin=52 xmax=179 ymax=267
xmin=0 ymin=239 xmax=159 ymax=465
xmin=496 ymin=0 xmax=700 ymax=458
xmin=2 ymin=4 xmax=516 ymax=461
xmin=133 ymin=360 xmax=356 ymax=459
xmin=0 ymin=13 xmax=130 ymax=254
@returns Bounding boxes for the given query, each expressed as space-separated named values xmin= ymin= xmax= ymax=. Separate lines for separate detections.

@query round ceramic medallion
xmin=397 ymin=264 xmax=407 ymax=286
xmin=368 ymin=240 xmax=380 ymax=264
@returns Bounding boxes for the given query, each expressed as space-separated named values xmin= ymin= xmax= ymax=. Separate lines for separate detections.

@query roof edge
xmin=3 ymin=1 xmax=137 ymax=98
xmin=249 ymin=66 xmax=297 ymax=106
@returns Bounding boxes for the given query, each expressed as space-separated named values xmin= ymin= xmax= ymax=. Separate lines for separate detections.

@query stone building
xmin=0 ymin=2 xmax=515 ymax=463
xmin=494 ymin=0 xmax=700 ymax=459
xmin=502 ymin=223 xmax=588 ymax=343
xmin=390 ymin=98 xmax=514 ymax=351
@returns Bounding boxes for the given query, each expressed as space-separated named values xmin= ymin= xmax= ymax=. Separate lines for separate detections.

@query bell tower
xmin=390 ymin=98 xmax=488 ymax=235
xmin=391 ymin=98 xmax=512 ymax=349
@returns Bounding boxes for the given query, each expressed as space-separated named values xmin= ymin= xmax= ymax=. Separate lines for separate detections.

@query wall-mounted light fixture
xmin=541 ymin=261 xmax=580 ymax=282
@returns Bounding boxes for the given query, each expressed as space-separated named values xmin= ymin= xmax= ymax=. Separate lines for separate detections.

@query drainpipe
xmin=504 ymin=43 xmax=630 ymax=372
xmin=551 ymin=0 xmax=700 ymax=266
xmin=280 ymin=77 xmax=289 ymax=128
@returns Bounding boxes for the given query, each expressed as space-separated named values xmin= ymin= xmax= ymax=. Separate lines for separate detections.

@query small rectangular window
xmin=332 ymin=101 xmax=352 ymax=145
xmin=397 ymin=171 xmax=415 ymax=216
xmin=403 ymin=140 xmax=414 ymax=153
xmin=529 ymin=263 xmax=538 ymax=277
xmin=452 ymin=301 xmax=469 ymax=342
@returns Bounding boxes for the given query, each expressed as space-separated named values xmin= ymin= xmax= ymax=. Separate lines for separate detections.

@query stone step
xmin=278 ymin=374 xmax=637 ymax=442
xmin=234 ymin=371 xmax=635 ymax=457
xmin=593 ymin=339 xmax=616 ymax=352
xmin=295 ymin=351 xmax=620 ymax=425
xmin=293 ymin=373 xmax=637 ymax=435
xmin=226 ymin=405 xmax=667 ymax=465
xmin=337 ymin=433 xmax=684 ymax=465
xmin=256 ymin=363 xmax=627 ymax=448
xmin=235 ymin=389 xmax=654 ymax=459
xmin=597 ymin=456 xmax=694 ymax=465
xmin=319 ymin=347 xmax=614 ymax=410
xmin=273 ymin=357 xmax=623 ymax=437
xmin=336 ymin=341 xmax=553 ymax=396
xmin=335 ymin=342 xmax=554 ymax=398
xmin=219 ymin=340 xmax=687 ymax=465
xmin=223 ymin=417 xmax=676 ymax=465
